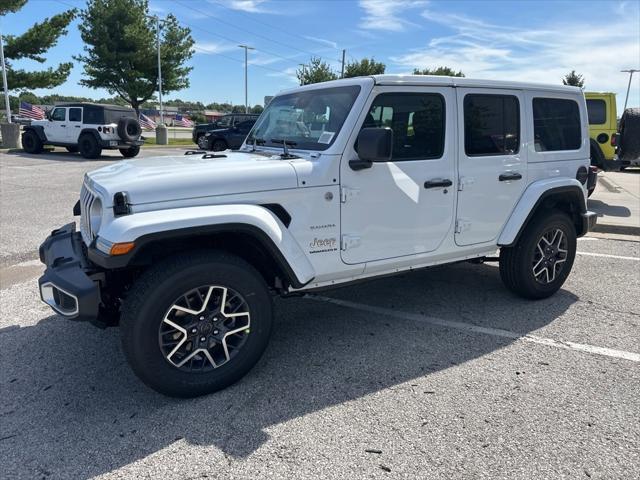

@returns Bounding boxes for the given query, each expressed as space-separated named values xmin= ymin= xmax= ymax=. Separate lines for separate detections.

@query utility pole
xmin=146 ymin=15 xmax=165 ymax=124
xmin=621 ymin=69 xmax=638 ymax=112
xmin=340 ymin=49 xmax=346 ymax=79
xmin=0 ymin=26 xmax=11 ymax=124
xmin=239 ymin=45 xmax=255 ymax=113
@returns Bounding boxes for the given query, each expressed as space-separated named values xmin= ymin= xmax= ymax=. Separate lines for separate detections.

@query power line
xmin=173 ymin=0 xmax=341 ymax=65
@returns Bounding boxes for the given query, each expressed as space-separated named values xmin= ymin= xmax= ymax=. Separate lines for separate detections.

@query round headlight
xmin=89 ymin=197 xmax=103 ymax=233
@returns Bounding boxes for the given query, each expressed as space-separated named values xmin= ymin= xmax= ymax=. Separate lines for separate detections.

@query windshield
xmin=247 ymin=85 xmax=361 ymax=151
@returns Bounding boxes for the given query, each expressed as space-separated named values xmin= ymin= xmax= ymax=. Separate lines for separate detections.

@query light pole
xmin=0 ymin=26 xmax=11 ymax=124
xmin=239 ymin=45 xmax=255 ymax=114
xmin=146 ymin=15 xmax=166 ymax=124
xmin=621 ymin=69 xmax=638 ymax=112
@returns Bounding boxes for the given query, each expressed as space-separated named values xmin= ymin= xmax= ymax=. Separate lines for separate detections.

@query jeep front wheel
xmin=22 ymin=130 xmax=44 ymax=153
xmin=211 ymin=139 xmax=227 ymax=151
xmin=119 ymin=145 xmax=140 ymax=158
xmin=78 ymin=134 xmax=102 ymax=159
xmin=499 ymin=212 xmax=576 ymax=299
xmin=120 ymin=251 xmax=273 ymax=397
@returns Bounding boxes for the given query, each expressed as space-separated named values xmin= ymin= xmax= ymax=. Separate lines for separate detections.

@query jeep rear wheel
xmin=22 ymin=130 xmax=43 ymax=154
xmin=78 ymin=134 xmax=102 ymax=159
xmin=119 ymin=145 xmax=140 ymax=158
xmin=120 ymin=251 xmax=273 ymax=397
xmin=499 ymin=212 xmax=576 ymax=299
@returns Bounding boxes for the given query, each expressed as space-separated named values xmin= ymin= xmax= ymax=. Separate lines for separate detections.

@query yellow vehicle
xmin=585 ymin=92 xmax=618 ymax=170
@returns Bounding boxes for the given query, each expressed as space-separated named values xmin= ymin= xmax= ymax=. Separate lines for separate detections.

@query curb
xmin=592 ymin=223 xmax=640 ymax=237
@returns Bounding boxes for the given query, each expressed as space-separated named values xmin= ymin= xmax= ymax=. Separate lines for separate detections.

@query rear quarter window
xmin=586 ymin=99 xmax=606 ymax=125
xmin=532 ymin=98 xmax=581 ymax=152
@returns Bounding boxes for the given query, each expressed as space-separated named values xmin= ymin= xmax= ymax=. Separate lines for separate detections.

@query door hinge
xmin=340 ymin=186 xmax=360 ymax=203
xmin=458 ymin=177 xmax=475 ymax=191
xmin=455 ymin=219 xmax=472 ymax=234
xmin=341 ymin=234 xmax=361 ymax=251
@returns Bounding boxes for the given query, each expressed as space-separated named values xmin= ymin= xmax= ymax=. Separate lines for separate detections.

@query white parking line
xmin=577 ymin=251 xmax=640 ymax=261
xmin=308 ymin=295 xmax=640 ymax=363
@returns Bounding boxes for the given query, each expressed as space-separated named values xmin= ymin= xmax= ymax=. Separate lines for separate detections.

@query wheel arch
xmin=498 ymin=179 xmax=587 ymax=247
xmin=79 ymin=128 xmax=101 ymax=142
xmin=89 ymin=204 xmax=315 ymax=290
xmin=24 ymin=125 xmax=47 ymax=142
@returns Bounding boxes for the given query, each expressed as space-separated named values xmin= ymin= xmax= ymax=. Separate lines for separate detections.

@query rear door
xmin=455 ymin=89 xmax=527 ymax=246
xmin=67 ymin=107 xmax=83 ymax=142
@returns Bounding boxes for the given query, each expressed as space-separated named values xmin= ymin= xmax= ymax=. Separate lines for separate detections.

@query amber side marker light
xmin=110 ymin=242 xmax=135 ymax=256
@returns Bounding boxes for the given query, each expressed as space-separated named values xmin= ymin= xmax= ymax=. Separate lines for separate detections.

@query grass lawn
xmin=142 ymin=137 xmax=195 ymax=146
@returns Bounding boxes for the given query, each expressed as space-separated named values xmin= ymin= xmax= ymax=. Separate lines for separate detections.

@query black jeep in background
xmin=192 ymin=113 xmax=259 ymax=145
xmin=198 ymin=119 xmax=257 ymax=151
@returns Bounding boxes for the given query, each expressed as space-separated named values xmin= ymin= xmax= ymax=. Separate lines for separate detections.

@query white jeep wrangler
xmin=38 ymin=76 xmax=596 ymax=397
xmin=22 ymin=103 xmax=144 ymax=159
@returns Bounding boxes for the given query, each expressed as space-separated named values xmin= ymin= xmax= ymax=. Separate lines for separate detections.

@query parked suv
xmin=192 ymin=113 xmax=259 ymax=145
xmin=38 ymin=76 xmax=596 ymax=397
xmin=22 ymin=103 xmax=143 ymax=159
xmin=198 ymin=119 xmax=257 ymax=151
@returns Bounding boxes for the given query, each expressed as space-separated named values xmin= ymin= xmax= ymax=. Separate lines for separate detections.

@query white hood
xmin=86 ymin=151 xmax=299 ymax=206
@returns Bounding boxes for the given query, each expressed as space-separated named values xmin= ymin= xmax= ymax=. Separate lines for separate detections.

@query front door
xmin=45 ymin=107 xmax=67 ymax=142
xmin=340 ymin=86 xmax=456 ymax=265
xmin=67 ymin=107 xmax=83 ymax=143
xmin=455 ymin=88 xmax=527 ymax=246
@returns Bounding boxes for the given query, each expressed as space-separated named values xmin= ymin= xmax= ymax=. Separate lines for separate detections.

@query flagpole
xmin=0 ymin=24 xmax=12 ymax=124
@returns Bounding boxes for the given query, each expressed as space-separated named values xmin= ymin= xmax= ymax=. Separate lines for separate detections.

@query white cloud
xmin=228 ymin=0 xmax=269 ymax=13
xmin=391 ymin=4 xmax=640 ymax=110
xmin=194 ymin=42 xmax=238 ymax=55
xmin=359 ymin=0 xmax=428 ymax=31
xmin=304 ymin=36 xmax=338 ymax=50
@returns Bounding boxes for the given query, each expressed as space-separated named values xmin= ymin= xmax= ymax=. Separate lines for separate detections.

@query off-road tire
xmin=119 ymin=145 xmax=140 ymax=158
xmin=117 ymin=117 xmax=142 ymax=142
xmin=211 ymin=139 xmax=227 ymax=151
xmin=499 ymin=211 xmax=576 ymax=299
xmin=78 ymin=133 xmax=102 ymax=159
xmin=66 ymin=146 xmax=79 ymax=153
xmin=22 ymin=130 xmax=43 ymax=154
xmin=618 ymin=108 xmax=640 ymax=162
xmin=120 ymin=251 xmax=273 ymax=398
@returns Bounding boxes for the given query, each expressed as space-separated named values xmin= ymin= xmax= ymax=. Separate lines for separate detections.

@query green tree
xmin=1 ymin=1 xmax=76 ymax=90
xmin=343 ymin=58 xmax=385 ymax=78
xmin=251 ymin=104 xmax=264 ymax=114
xmin=297 ymin=57 xmax=338 ymax=85
xmin=562 ymin=70 xmax=585 ymax=88
xmin=413 ymin=66 xmax=465 ymax=77
xmin=75 ymin=0 xmax=195 ymax=116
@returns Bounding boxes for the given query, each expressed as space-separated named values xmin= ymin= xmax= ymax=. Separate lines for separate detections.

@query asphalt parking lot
xmin=1 ymin=149 xmax=639 ymax=479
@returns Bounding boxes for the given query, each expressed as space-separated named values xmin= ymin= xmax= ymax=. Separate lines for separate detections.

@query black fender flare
xmin=24 ymin=125 xmax=47 ymax=142
xmin=87 ymin=223 xmax=310 ymax=289
xmin=79 ymin=128 xmax=101 ymax=143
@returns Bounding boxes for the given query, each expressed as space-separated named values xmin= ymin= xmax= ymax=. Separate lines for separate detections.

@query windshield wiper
xmin=271 ymin=138 xmax=298 ymax=159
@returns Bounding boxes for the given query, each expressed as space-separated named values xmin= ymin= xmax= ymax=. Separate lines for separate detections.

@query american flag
xmin=138 ymin=113 xmax=157 ymax=130
xmin=19 ymin=101 xmax=45 ymax=120
xmin=174 ymin=114 xmax=194 ymax=127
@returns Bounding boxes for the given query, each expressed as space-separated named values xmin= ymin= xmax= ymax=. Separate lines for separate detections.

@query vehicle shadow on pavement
xmin=6 ymin=149 xmax=121 ymax=163
xmin=0 ymin=262 xmax=577 ymax=478
xmin=587 ymin=199 xmax=632 ymax=218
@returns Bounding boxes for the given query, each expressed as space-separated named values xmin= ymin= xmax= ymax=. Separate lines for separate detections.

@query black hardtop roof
xmin=57 ymin=102 xmax=134 ymax=111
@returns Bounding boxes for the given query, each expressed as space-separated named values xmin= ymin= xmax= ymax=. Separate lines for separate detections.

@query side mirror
xmin=350 ymin=127 xmax=393 ymax=170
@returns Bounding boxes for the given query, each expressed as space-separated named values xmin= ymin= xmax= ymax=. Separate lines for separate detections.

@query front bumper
xmin=38 ymin=223 xmax=102 ymax=323
xmin=578 ymin=211 xmax=597 ymax=237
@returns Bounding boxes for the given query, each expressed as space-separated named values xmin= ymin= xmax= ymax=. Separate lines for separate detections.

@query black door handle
xmin=499 ymin=172 xmax=522 ymax=181
xmin=424 ymin=179 xmax=453 ymax=189
xmin=60 ymin=124 xmax=66 ymax=127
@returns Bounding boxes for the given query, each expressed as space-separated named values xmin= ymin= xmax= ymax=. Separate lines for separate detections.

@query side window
xmin=464 ymin=94 xmax=520 ymax=156
xmin=363 ymin=92 xmax=445 ymax=160
xmin=236 ymin=121 xmax=253 ymax=133
xmin=586 ymin=99 xmax=606 ymax=125
xmin=51 ymin=108 xmax=66 ymax=121
xmin=533 ymin=98 xmax=581 ymax=152
xmin=69 ymin=108 xmax=82 ymax=122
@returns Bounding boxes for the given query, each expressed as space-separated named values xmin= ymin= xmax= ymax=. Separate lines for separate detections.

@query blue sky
xmin=3 ymin=0 xmax=640 ymax=111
